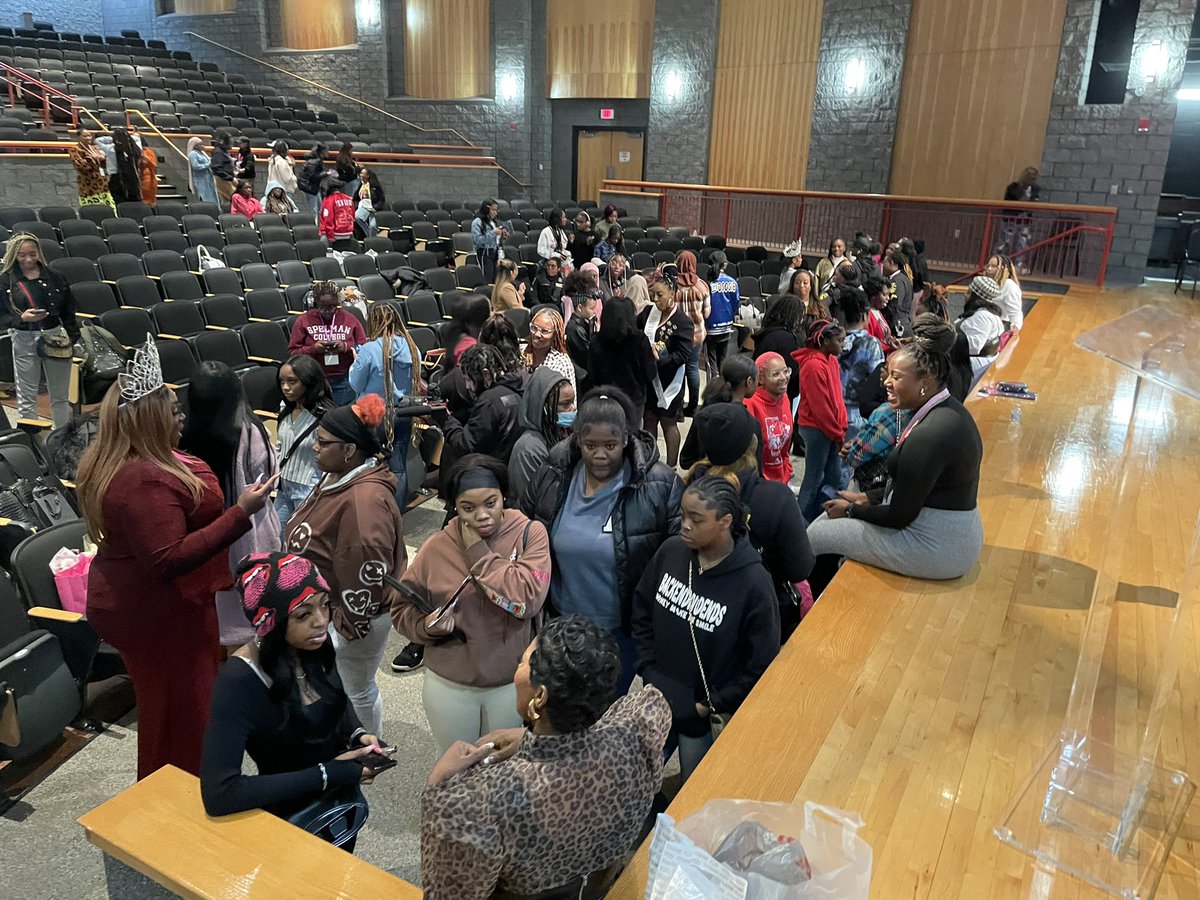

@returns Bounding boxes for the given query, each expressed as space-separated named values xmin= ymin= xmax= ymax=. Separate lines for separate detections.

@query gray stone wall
xmin=0 ymin=0 xmax=104 ymax=34
xmin=644 ymin=0 xmax=718 ymax=184
xmin=1039 ymin=0 xmax=1198 ymax=282
xmin=806 ymin=0 xmax=912 ymax=193
xmin=0 ymin=156 xmax=86 ymax=208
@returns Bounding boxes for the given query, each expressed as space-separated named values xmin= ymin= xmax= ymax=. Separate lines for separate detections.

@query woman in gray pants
xmin=0 ymin=234 xmax=79 ymax=428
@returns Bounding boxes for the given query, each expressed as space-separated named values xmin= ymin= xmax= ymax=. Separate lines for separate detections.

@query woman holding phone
xmin=390 ymin=454 xmax=551 ymax=755
xmin=201 ymin=552 xmax=387 ymax=838
xmin=0 ymin=233 xmax=80 ymax=427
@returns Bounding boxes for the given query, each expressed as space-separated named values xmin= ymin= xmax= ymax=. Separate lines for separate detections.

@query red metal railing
xmin=0 ymin=62 xmax=79 ymax=129
xmin=601 ymin=180 xmax=1119 ymax=286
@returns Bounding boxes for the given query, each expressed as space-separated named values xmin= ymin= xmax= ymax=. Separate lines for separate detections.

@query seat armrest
xmin=28 ymin=606 xmax=84 ymax=624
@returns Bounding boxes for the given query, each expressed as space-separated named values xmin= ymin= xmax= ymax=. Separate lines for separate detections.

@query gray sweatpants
xmin=11 ymin=329 xmax=71 ymax=428
xmin=422 ymin=668 xmax=521 ymax=756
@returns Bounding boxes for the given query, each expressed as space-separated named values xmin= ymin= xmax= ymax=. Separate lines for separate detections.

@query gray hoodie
xmin=508 ymin=366 xmax=570 ymax=499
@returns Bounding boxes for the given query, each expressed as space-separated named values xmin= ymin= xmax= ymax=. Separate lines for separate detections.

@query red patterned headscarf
xmin=236 ymin=552 xmax=329 ymax=638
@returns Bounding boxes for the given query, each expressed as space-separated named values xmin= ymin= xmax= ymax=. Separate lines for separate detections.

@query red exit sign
xmin=599 ymin=108 xmax=615 ymax=120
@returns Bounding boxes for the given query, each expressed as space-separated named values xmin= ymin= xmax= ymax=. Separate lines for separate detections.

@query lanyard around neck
xmin=896 ymin=388 xmax=950 ymax=448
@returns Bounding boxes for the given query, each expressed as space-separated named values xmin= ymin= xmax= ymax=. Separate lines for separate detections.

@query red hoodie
xmin=792 ymin=346 xmax=847 ymax=443
xmin=319 ymin=191 xmax=355 ymax=240
xmin=743 ymin=386 xmax=793 ymax=484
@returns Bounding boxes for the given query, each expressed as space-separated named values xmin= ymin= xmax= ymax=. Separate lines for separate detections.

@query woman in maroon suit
xmin=77 ymin=338 xmax=276 ymax=780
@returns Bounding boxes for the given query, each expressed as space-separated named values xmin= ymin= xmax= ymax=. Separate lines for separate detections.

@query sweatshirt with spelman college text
xmin=631 ymin=534 xmax=779 ymax=737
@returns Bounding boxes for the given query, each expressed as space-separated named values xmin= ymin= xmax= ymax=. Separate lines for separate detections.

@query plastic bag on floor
xmin=645 ymin=801 xmax=871 ymax=900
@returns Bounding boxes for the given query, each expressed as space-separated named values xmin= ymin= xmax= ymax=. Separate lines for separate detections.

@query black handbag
xmin=285 ymin=782 xmax=369 ymax=848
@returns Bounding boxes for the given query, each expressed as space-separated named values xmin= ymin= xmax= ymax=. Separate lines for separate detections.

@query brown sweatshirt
xmin=285 ymin=460 xmax=406 ymax=641
xmin=390 ymin=508 xmax=550 ymax=688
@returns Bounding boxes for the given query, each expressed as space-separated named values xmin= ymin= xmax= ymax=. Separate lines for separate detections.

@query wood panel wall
xmin=546 ymin=0 xmax=654 ymax=99
xmin=890 ymin=0 xmax=1068 ymax=199
xmin=404 ymin=0 xmax=491 ymax=100
xmin=277 ymin=0 xmax=356 ymax=50
xmin=171 ymin=0 xmax=234 ymax=13
xmin=707 ymin=0 xmax=823 ymax=191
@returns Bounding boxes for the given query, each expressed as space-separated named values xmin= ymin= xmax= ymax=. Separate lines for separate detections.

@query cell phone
xmin=361 ymin=751 xmax=397 ymax=774
xmin=820 ymin=485 xmax=840 ymax=501
xmin=996 ymin=381 xmax=1028 ymax=393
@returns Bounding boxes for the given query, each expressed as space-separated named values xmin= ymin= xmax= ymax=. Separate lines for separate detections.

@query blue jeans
xmin=329 ymin=375 xmax=355 ymax=407
xmin=386 ymin=415 xmax=413 ymax=510
xmin=684 ymin=343 xmax=701 ymax=413
xmin=796 ymin=425 xmax=846 ymax=524
xmin=275 ymin=477 xmax=317 ymax=537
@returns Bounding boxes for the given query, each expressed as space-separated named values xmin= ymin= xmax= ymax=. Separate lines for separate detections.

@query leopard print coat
xmin=420 ymin=686 xmax=671 ymax=899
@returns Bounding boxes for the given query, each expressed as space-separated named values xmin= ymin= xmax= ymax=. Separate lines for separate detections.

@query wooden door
xmin=609 ymin=130 xmax=644 ymax=187
xmin=576 ymin=131 xmax=612 ymax=205
xmin=576 ymin=130 xmax=646 ymax=203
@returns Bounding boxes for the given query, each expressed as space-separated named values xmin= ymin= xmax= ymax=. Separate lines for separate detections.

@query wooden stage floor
xmin=609 ymin=283 xmax=1200 ymax=899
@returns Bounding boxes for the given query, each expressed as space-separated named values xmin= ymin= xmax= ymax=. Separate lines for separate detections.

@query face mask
xmin=556 ymin=410 xmax=577 ymax=428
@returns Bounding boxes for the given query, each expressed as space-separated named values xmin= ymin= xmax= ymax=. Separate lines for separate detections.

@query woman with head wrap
xmin=390 ymin=454 xmax=551 ymax=753
xmin=200 ymin=552 xmax=387 ymax=829
xmin=624 ymin=271 xmax=651 ymax=315
xmin=187 ymin=136 xmax=218 ymax=205
xmin=284 ymin=394 xmax=407 ymax=739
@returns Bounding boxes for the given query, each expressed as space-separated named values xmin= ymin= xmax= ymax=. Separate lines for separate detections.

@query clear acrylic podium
xmin=995 ymin=305 xmax=1200 ymax=898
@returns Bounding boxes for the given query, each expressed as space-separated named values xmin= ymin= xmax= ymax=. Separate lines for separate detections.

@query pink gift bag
xmin=52 ymin=550 xmax=94 ymax=615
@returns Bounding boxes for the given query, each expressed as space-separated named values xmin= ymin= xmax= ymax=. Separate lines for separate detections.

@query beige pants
xmin=215 ymin=177 xmax=234 ymax=210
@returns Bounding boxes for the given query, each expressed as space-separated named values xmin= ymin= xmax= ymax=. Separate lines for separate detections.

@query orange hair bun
xmin=352 ymin=393 xmax=386 ymax=428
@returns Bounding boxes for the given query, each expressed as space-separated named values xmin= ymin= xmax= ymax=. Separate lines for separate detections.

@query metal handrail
xmin=126 ymin=108 xmax=189 ymax=162
xmin=946 ymin=223 xmax=1112 ymax=286
xmin=0 ymin=61 xmax=79 ymax=128
xmin=182 ymin=31 xmax=530 ymax=187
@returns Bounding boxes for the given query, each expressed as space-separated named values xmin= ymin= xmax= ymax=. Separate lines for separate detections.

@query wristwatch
xmin=844 ymin=504 xmax=854 ymax=519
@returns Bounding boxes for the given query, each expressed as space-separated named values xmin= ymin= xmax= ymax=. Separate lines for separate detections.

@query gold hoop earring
xmin=526 ymin=697 xmax=540 ymax=722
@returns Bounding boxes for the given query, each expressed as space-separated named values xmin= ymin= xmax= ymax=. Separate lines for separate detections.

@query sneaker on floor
xmin=391 ymin=642 xmax=424 ymax=672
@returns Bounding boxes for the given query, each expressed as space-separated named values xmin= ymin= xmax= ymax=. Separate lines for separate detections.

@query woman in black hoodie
xmin=632 ymin=475 xmax=779 ymax=781
xmin=688 ymin=403 xmax=815 ymax=641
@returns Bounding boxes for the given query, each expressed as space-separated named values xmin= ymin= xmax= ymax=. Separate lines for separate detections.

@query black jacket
xmin=211 ymin=145 xmax=235 ymax=182
xmin=565 ymin=314 xmax=593 ymax=383
xmin=753 ymin=326 xmax=803 ymax=400
xmin=521 ymin=430 xmax=683 ymax=631
xmin=532 ymin=270 xmax=563 ymax=311
xmin=439 ymin=372 xmax=524 ymax=490
xmin=568 ymin=226 xmax=596 ymax=271
xmin=588 ymin=331 xmax=657 ymax=415
xmin=298 ymin=156 xmax=326 ymax=195
xmin=0 ymin=267 xmax=80 ymax=341
xmin=691 ymin=463 xmax=814 ymax=602
xmin=637 ymin=305 xmax=694 ymax=400
xmin=631 ymin=534 xmax=779 ymax=736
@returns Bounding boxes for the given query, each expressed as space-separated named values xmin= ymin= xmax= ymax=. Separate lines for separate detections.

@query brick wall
xmin=805 ymin=0 xmax=912 ymax=193
xmin=0 ymin=0 xmax=104 ymax=34
xmin=644 ymin=0 xmax=719 ymax=185
xmin=1039 ymin=0 xmax=1198 ymax=282
xmin=0 ymin=155 xmax=84 ymax=209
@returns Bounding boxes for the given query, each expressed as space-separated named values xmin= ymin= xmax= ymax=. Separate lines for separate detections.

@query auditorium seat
xmin=97 ymin=253 xmax=142 ymax=283
xmin=200 ymin=294 xmax=250 ymax=329
xmin=242 ymin=319 xmax=289 ymax=362
xmin=151 ymin=300 xmax=206 ymax=340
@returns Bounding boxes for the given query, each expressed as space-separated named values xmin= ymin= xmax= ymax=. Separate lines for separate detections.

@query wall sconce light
xmin=499 ymin=72 xmax=519 ymax=102
xmin=665 ymin=70 xmax=682 ymax=102
xmin=1144 ymin=40 xmax=1168 ymax=82
xmin=355 ymin=0 xmax=380 ymax=29
xmin=844 ymin=57 xmax=866 ymax=95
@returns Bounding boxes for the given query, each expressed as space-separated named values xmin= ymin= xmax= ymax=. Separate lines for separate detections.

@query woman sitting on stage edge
xmin=806 ymin=314 xmax=983 ymax=590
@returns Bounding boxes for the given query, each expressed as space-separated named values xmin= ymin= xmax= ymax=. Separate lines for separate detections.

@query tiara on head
xmin=118 ymin=334 xmax=165 ymax=405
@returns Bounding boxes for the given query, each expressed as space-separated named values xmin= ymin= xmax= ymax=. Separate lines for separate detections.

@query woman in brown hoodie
xmin=390 ymin=454 xmax=551 ymax=754
xmin=284 ymin=394 xmax=406 ymax=740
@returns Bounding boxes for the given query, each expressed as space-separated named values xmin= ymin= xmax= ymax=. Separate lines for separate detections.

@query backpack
xmin=77 ymin=323 xmax=128 ymax=404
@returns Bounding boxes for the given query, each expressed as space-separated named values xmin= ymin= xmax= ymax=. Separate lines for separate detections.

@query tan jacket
xmin=391 ymin=508 xmax=550 ymax=687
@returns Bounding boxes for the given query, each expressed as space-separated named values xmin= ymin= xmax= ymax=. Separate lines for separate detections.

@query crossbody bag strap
xmin=277 ymin=415 xmax=321 ymax=474
xmin=686 ymin=561 xmax=716 ymax=713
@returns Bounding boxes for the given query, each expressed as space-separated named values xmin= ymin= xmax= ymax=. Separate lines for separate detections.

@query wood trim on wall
xmin=404 ymin=0 xmax=491 ymax=100
xmin=890 ymin=0 xmax=1068 ymax=200
xmin=546 ymin=0 xmax=655 ymax=99
xmin=707 ymin=0 xmax=823 ymax=191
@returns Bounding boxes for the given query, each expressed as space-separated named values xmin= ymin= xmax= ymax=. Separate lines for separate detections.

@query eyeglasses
xmin=529 ymin=325 xmax=554 ymax=338
xmin=313 ymin=436 xmax=347 ymax=449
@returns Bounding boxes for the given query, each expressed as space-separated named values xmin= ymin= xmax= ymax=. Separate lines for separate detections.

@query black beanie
xmin=320 ymin=395 xmax=385 ymax=455
xmin=696 ymin=403 xmax=757 ymax=466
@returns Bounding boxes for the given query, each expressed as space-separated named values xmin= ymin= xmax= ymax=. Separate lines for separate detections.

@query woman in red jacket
xmin=77 ymin=338 xmax=276 ymax=780
xmin=792 ymin=319 xmax=847 ymax=523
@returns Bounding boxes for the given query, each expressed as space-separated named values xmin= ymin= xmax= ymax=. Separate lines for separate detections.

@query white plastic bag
xmin=646 ymin=801 xmax=871 ymax=900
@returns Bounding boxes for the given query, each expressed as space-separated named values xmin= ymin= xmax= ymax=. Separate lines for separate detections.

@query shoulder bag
xmin=13 ymin=280 xmax=72 ymax=360
xmin=285 ymin=782 xmax=369 ymax=848
xmin=687 ymin=562 xmax=729 ymax=739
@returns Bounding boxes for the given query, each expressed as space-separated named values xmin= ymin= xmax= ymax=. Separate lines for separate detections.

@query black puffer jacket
xmin=521 ymin=430 xmax=683 ymax=631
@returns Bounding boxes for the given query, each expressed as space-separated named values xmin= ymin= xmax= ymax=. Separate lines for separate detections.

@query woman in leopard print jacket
xmin=420 ymin=615 xmax=671 ymax=899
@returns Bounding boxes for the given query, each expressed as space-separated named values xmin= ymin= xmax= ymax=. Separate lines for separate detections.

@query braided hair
xmin=365 ymin=300 xmax=421 ymax=451
xmin=460 ymin=343 xmax=508 ymax=392
xmin=895 ymin=312 xmax=956 ymax=388
xmin=683 ymin=474 xmax=748 ymax=541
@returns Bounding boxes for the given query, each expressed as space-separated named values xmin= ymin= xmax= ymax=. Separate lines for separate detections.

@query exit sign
xmin=599 ymin=108 xmax=615 ymax=120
